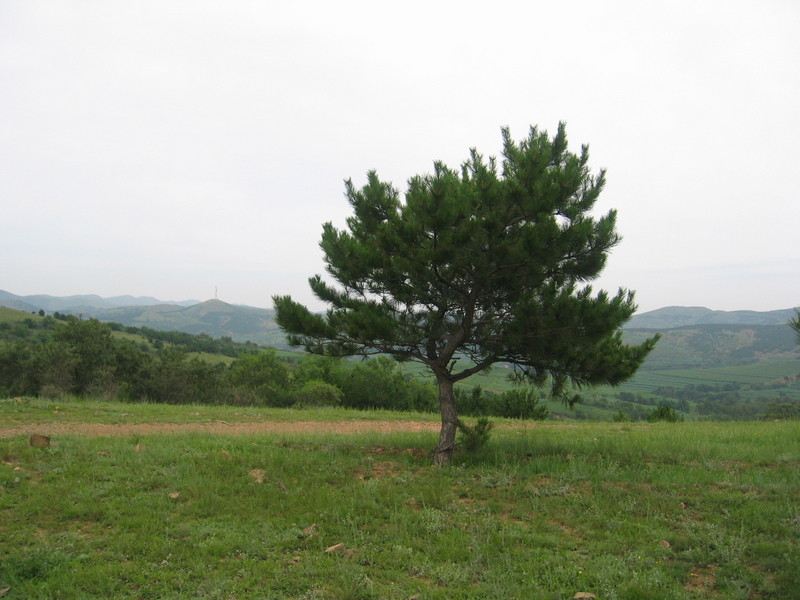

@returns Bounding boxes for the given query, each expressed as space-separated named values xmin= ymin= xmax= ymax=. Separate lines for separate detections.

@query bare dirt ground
xmin=0 ymin=420 xmax=444 ymax=439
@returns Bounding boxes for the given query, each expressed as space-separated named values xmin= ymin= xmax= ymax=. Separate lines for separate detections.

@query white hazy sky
xmin=1 ymin=1 xmax=798 ymax=314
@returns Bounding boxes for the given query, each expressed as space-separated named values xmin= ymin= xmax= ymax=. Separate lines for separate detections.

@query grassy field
xmin=396 ymin=356 xmax=800 ymax=420
xmin=397 ymin=355 xmax=800 ymax=396
xmin=0 ymin=397 xmax=441 ymax=427
xmin=614 ymin=360 xmax=800 ymax=395
xmin=1 ymin=398 xmax=798 ymax=599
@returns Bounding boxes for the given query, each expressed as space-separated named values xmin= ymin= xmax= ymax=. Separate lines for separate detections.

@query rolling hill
xmin=86 ymin=299 xmax=287 ymax=346
xmin=2 ymin=300 xmax=798 ymax=419
xmin=622 ymin=306 xmax=800 ymax=370
xmin=624 ymin=305 xmax=798 ymax=329
xmin=2 ymin=290 xmax=797 ymax=364
xmin=0 ymin=291 xmax=285 ymax=346
xmin=0 ymin=290 xmax=198 ymax=313
xmin=622 ymin=324 xmax=799 ymax=370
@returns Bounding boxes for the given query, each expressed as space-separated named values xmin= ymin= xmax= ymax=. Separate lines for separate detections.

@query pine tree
xmin=274 ymin=123 xmax=658 ymax=465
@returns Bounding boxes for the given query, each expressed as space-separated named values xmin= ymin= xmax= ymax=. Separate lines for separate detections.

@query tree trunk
xmin=432 ymin=377 xmax=458 ymax=466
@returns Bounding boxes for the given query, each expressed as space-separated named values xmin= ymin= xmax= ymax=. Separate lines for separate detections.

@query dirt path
xmin=0 ymin=420 xmax=444 ymax=439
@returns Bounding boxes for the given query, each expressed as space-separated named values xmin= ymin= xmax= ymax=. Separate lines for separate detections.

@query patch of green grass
xmin=0 ymin=307 xmax=44 ymax=323
xmin=0 ymin=408 xmax=798 ymax=599
xmin=0 ymin=396 xmax=442 ymax=426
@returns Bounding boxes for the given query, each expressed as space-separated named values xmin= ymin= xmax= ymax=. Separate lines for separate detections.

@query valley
xmin=1 ymin=291 xmax=798 ymax=422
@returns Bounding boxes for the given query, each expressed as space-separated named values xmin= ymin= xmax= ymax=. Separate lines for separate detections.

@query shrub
xmin=456 ymin=417 xmax=494 ymax=452
xmin=497 ymin=387 xmax=549 ymax=420
xmin=458 ymin=385 xmax=549 ymax=420
xmin=228 ymin=350 xmax=293 ymax=406
xmin=292 ymin=379 xmax=343 ymax=407
xmin=758 ymin=399 xmax=800 ymax=421
xmin=612 ymin=410 xmax=632 ymax=422
xmin=336 ymin=357 xmax=436 ymax=412
xmin=646 ymin=403 xmax=683 ymax=422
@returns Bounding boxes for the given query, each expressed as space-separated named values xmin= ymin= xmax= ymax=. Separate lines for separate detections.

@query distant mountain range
xmin=620 ymin=306 xmax=800 ymax=370
xmin=1 ymin=291 xmax=797 ymax=361
xmin=91 ymin=299 xmax=285 ymax=346
xmin=0 ymin=290 xmax=282 ymax=346
xmin=0 ymin=290 xmax=198 ymax=314
xmin=624 ymin=306 xmax=798 ymax=329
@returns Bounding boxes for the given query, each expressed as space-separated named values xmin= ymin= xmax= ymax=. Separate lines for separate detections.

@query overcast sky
xmin=1 ymin=1 xmax=798 ymax=314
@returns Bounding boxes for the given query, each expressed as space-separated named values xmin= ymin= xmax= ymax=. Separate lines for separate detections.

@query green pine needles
xmin=274 ymin=123 xmax=659 ymax=465
xmin=456 ymin=417 xmax=495 ymax=453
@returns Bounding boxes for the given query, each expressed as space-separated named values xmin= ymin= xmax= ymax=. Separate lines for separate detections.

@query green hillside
xmin=405 ymin=357 xmax=800 ymax=421
xmin=3 ymin=305 xmax=799 ymax=421
xmin=0 ymin=293 xmax=287 ymax=347
xmin=5 ymin=292 xmax=797 ymax=368
xmin=0 ymin=306 xmax=38 ymax=323
xmin=623 ymin=324 xmax=800 ymax=370
xmin=87 ymin=299 xmax=288 ymax=347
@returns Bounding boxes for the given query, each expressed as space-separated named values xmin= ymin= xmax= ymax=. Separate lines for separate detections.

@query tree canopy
xmin=274 ymin=123 xmax=658 ymax=464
